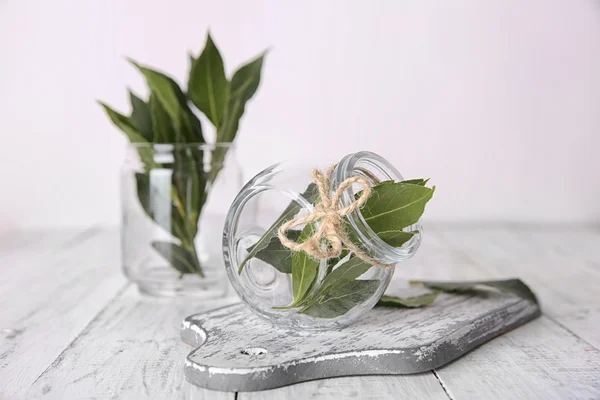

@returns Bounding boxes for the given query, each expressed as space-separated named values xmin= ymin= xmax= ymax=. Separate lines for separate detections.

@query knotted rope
xmin=277 ymin=165 xmax=394 ymax=268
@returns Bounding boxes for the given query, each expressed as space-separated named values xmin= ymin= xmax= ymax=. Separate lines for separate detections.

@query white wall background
xmin=0 ymin=0 xmax=599 ymax=229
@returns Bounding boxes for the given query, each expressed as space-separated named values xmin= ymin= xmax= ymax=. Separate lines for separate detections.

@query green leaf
xmin=291 ymin=223 xmax=320 ymax=306
xmin=376 ymin=230 xmax=415 ymax=247
xmin=151 ymin=240 xmax=202 ymax=276
xmin=412 ymin=279 xmax=538 ymax=304
xmin=362 ymin=182 xmax=435 ymax=234
xmin=99 ymin=102 xmax=156 ymax=170
xmin=172 ymin=147 xmax=206 ymax=238
xmin=129 ymin=91 xmax=154 ymax=142
xmin=98 ymin=102 xmax=148 ymax=143
xmin=296 ymin=257 xmax=371 ymax=313
xmin=217 ymin=53 xmax=265 ymax=142
xmin=149 ymin=94 xmax=176 ymax=143
xmin=238 ymin=182 xmax=319 ymax=273
xmin=377 ymin=290 xmax=441 ymax=308
xmin=300 ymin=280 xmax=380 ymax=319
xmin=343 ymin=180 xmax=432 ymax=249
xmin=129 ymin=61 xmax=182 ymax=123
xmin=325 ymin=248 xmax=349 ymax=275
xmin=188 ymin=33 xmax=229 ymax=127
xmin=207 ymin=52 xmax=266 ymax=184
xmin=248 ymin=230 xmax=301 ymax=274
xmin=129 ymin=60 xmax=204 ymax=143
xmin=401 ymin=178 xmax=429 ymax=186
xmin=185 ymin=106 xmax=204 ymax=143
xmin=319 ymin=257 xmax=372 ymax=294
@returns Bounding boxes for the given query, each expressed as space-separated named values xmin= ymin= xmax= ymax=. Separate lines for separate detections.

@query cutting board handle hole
xmin=240 ymin=347 xmax=267 ymax=356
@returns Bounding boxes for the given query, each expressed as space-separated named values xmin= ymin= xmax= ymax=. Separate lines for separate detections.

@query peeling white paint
xmin=181 ymin=293 xmax=540 ymax=391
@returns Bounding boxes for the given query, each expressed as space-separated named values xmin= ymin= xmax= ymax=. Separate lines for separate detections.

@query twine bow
xmin=277 ymin=165 xmax=394 ymax=269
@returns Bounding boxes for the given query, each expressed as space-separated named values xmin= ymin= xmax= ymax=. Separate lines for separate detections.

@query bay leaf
xmin=248 ymin=230 xmax=301 ymax=274
xmin=376 ymin=290 xmax=440 ymax=308
xmin=238 ymin=182 xmax=319 ymax=273
xmin=129 ymin=60 xmax=204 ymax=143
xmin=345 ymin=180 xmax=432 ymax=248
xmin=297 ymin=256 xmax=371 ymax=312
xmin=208 ymin=53 xmax=266 ymax=184
xmin=401 ymin=178 xmax=429 ymax=186
xmin=413 ymin=279 xmax=538 ymax=303
xmin=98 ymin=103 xmax=156 ymax=170
xmin=184 ymin=103 xmax=204 ymax=144
xmin=149 ymin=93 xmax=175 ymax=143
xmin=129 ymin=91 xmax=154 ymax=142
xmin=151 ymin=240 xmax=203 ymax=276
xmin=291 ymin=223 xmax=319 ymax=306
xmin=325 ymin=248 xmax=349 ymax=275
xmin=98 ymin=102 xmax=148 ymax=144
xmin=172 ymin=146 xmax=206 ymax=238
xmin=216 ymin=53 xmax=265 ymax=143
xmin=188 ymin=33 xmax=229 ymax=127
xmin=319 ymin=256 xmax=372 ymax=294
xmin=376 ymin=230 xmax=415 ymax=247
xmin=300 ymin=280 xmax=380 ymax=319
xmin=129 ymin=61 xmax=181 ymax=125
xmin=361 ymin=181 xmax=435 ymax=235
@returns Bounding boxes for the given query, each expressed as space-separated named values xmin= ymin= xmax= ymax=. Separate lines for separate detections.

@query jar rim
xmin=129 ymin=142 xmax=235 ymax=150
xmin=332 ymin=151 xmax=422 ymax=264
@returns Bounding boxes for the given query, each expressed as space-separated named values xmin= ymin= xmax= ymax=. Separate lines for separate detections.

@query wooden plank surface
xmin=1 ymin=227 xmax=598 ymax=399
xmin=241 ymin=374 xmax=449 ymax=400
xmin=437 ymin=227 xmax=600 ymax=348
xmin=25 ymin=286 xmax=238 ymax=400
xmin=0 ymin=228 xmax=125 ymax=399
xmin=433 ymin=315 xmax=600 ymax=400
xmin=430 ymin=227 xmax=600 ymax=399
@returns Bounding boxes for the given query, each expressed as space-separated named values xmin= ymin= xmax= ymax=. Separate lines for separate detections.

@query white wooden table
xmin=2 ymin=226 xmax=599 ymax=399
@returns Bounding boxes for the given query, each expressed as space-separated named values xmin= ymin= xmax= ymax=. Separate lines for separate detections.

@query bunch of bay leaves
xmin=99 ymin=33 xmax=265 ymax=278
xmin=239 ymin=178 xmax=437 ymax=318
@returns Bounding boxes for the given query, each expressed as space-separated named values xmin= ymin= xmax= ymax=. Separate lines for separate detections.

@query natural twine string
xmin=277 ymin=165 xmax=394 ymax=269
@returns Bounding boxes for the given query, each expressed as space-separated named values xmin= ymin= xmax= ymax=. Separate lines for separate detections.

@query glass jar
xmin=121 ymin=143 xmax=242 ymax=297
xmin=223 ymin=151 xmax=423 ymax=330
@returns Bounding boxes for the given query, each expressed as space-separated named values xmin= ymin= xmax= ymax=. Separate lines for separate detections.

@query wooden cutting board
xmin=181 ymin=290 xmax=540 ymax=392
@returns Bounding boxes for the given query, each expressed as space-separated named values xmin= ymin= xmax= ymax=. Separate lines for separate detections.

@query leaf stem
xmin=170 ymin=187 xmax=205 ymax=278
xmin=170 ymin=186 xmax=187 ymax=217
xmin=181 ymin=238 xmax=205 ymax=278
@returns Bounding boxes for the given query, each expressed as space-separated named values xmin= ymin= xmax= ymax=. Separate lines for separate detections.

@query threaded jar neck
xmin=331 ymin=151 xmax=422 ymax=265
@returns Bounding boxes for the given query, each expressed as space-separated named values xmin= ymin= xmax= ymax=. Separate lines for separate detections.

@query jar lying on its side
xmin=223 ymin=151 xmax=432 ymax=330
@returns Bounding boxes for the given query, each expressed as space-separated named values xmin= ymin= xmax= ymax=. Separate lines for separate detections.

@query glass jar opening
xmin=332 ymin=151 xmax=422 ymax=265
xmin=124 ymin=142 xmax=235 ymax=170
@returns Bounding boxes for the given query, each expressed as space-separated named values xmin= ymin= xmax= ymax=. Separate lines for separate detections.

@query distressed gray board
xmin=181 ymin=291 xmax=540 ymax=392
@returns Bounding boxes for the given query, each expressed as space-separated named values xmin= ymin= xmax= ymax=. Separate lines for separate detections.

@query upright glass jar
xmin=223 ymin=151 xmax=423 ymax=330
xmin=121 ymin=143 xmax=242 ymax=297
